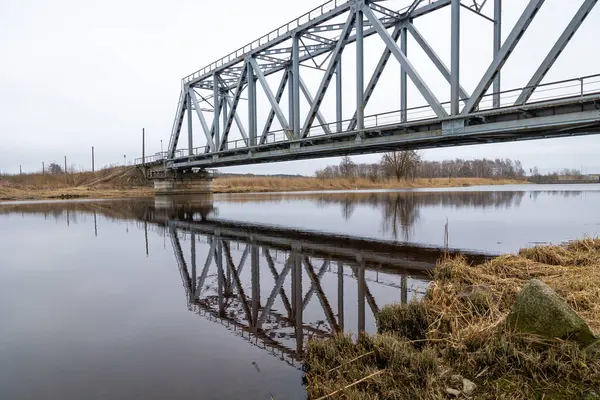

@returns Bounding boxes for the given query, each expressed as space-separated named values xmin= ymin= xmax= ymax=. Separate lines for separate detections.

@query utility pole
xmin=42 ymin=162 xmax=45 ymax=175
xmin=64 ymin=156 xmax=67 ymax=175
xmin=19 ymin=165 xmax=22 ymax=175
xmin=92 ymin=146 xmax=95 ymax=172
xmin=142 ymin=128 xmax=145 ymax=168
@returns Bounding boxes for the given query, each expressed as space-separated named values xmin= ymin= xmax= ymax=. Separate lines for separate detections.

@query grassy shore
xmin=305 ymin=239 xmax=600 ymax=399
xmin=212 ymin=176 xmax=524 ymax=193
xmin=0 ymin=167 xmax=525 ymax=202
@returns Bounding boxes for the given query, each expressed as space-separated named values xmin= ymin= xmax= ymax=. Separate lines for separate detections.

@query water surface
xmin=1 ymin=184 xmax=598 ymax=399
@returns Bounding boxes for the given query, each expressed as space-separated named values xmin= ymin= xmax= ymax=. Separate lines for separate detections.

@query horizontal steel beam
xmin=167 ymin=95 xmax=600 ymax=168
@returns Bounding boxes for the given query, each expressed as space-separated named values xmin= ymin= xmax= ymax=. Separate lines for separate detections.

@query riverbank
xmin=0 ymin=169 xmax=525 ymax=201
xmin=305 ymin=239 xmax=600 ymax=399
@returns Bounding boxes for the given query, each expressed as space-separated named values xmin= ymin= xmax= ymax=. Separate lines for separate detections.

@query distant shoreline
xmin=0 ymin=176 xmax=529 ymax=202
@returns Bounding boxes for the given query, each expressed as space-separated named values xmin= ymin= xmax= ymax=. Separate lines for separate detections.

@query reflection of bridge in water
xmin=0 ymin=196 xmax=491 ymax=368
xmin=166 ymin=213 xmax=488 ymax=367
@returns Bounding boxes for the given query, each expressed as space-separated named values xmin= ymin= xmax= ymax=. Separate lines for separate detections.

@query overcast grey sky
xmin=1 ymin=0 xmax=599 ymax=175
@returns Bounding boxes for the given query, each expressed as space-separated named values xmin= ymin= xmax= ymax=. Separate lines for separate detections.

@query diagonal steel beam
xmin=304 ymin=258 xmax=339 ymax=333
xmin=261 ymin=70 xmax=292 ymax=144
xmin=224 ymin=93 xmax=249 ymax=145
xmin=195 ymin=238 xmax=216 ymax=298
xmin=515 ymin=0 xmax=597 ymax=105
xmin=406 ymin=0 xmax=424 ymax=17
xmin=298 ymin=76 xmax=331 ymax=134
xmin=364 ymin=6 xmax=448 ymax=118
xmin=348 ymin=24 xmax=402 ymax=131
xmin=301 ymin=260 xmax=329 ymax=310
xmin=461 ymin=0 xmax=546 ymax=114
xmin=301 ymin=12 xmax=356 ymax=138
xmin=221 ymin=62 xmax=248 ymax=150
xmin=406 ymin=23 xmax=470 ymax=101
xmin=258 ymin=260 xmax=291 ymax=326
xmin=216 ymin=74 xmax=249 ymax=145
xmin=237 ymin=244 xmax=250 ymax=275
xmin=303 ymin=32 xmax=335 ymax=45
xmin=189 ymin=89 xmax=216 ymax=152
xmin=222 ymin=241 xmax=253 ymax=324
xmin=167 ymin=89 xmax=187 ymax=158
xmin=170 ymin=228 xmax=192 ymax=299
xmin=264 ymin=249 xmax=293 ymax=316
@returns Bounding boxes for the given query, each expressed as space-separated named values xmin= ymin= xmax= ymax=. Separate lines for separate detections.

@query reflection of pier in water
xmin=168 ymin=218 xmax=488 ymax=368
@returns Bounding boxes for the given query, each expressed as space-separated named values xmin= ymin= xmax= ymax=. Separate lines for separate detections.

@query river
xmin=0 ymin=184 xmax=599 ymax=399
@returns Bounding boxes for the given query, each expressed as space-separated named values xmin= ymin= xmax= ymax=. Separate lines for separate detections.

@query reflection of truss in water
xmin=167 ymin=218 xmax=478 ymax=366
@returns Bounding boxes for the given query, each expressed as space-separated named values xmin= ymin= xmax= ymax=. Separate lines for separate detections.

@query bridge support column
xmin=153 ymin=170 xmax=213 ymax=195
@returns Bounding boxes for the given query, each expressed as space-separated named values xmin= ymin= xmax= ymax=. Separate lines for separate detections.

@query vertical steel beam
xmin=357 ymin=266 xmax=365 ymax=333
xmin=356 ymin=5 xmax=365 ymax=130
xmin=400 ymin=27 xmax=408 ymax=122
xmin=292 ymin=35 xmax=301 ymax=139
xmin=450 ymin=0 xmax=460 ymax=115
xmin=515 ymin=0 xmax=597 ymax=105
xmin=217 ymin=240 xmax=225 ymax=317
xmin=461 ymin=0 xmax=546 ymax=114
xmin=337 ymin=262 xmax=344 ymax=330
xmin=288 ymin=250 xmax=304 ymax=356
xmin=191 ymin=233 xmax=196 ymax=296
xmin=251 ymin=244 xmax=260 ymax=328
xmin=221 ymin=94 xmax=228 ymax=149
xmin=186 ymin=89 xmax=193 ymax=156
xmin=336 ymin=62 xmax=342 ymax=132
xmin=247 ymin=60 xmax=257 ymax=146
xmin=288 ymin=70 xmax=295 ymax=137
xmin=493 ymin=0 xmax=502 ymax=108
xmin=213 ymin=74 xmax=220 ymax=148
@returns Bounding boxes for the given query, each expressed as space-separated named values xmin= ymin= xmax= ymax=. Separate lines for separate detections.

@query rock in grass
xmin=507 ymin=279 xmax=596 ymax=346
xmin=462 ymin=378 xmax=477 ymax=395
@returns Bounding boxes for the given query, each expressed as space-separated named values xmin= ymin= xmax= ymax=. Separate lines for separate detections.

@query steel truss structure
xmin=139 ymin=0 xmax=600 ymax=171
xmin=168 ymin=218 xmax=436 ymax=364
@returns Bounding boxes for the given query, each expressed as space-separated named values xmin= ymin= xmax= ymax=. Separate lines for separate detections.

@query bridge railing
xmin=155 ymin=73 xmax=600 ymax=163
xmin=134 ymin=151 xmax=168 ymax=166
xmin=241 ymin=73 xmax=600 ymax=146
xmin=182 ymin=0 xmax=353 ymax=85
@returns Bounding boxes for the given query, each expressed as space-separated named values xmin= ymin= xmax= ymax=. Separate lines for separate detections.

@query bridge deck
xmin=161 ymin=92 xmax=600 ymax=169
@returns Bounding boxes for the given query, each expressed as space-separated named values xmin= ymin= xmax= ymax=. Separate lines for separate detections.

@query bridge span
xmin=136 ymin=0 xmax=600 ymax=174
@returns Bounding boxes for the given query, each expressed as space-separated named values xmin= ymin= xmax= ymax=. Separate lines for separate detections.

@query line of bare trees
xmin=315 ymin=151 xmax=526 ymax=181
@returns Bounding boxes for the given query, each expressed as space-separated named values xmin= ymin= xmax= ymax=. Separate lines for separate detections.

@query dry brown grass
xmin=213 ymin=176 xmax=524 ymax=193
xmin=0 ymin=167 xmax=152 ymax=201
xmin=305 ymin=239 xmax=600 ymax=399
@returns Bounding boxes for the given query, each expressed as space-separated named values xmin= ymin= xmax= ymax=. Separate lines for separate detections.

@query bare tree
xmin=339 ymin=156 xmax=356 ymax=179
xmin=381 ymin=151 xmax=421 ymax=180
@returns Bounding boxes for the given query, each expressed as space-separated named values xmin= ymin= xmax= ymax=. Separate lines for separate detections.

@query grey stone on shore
xmin=507 ymin=279 xmax=596 ymax=346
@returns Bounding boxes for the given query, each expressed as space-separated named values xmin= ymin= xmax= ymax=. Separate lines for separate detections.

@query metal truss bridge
xmin=136 ymin=0 xmax=600 ymax=171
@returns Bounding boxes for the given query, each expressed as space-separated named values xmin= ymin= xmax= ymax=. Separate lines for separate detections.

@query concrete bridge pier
xmin=151 ymin=169 xmax=213 ymax=195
